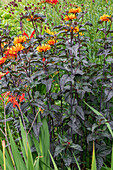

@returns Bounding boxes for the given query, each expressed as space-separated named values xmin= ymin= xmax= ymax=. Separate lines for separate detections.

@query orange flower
xmin=15 ymin=43 xmax=25 ymax=53
xmin=73 ymin=27 xmax=79 ymax=33
xmin=48 ymin=39 xmax=57 ymax=45
xmin=5 ymin=47 xmax=17 ymax=60
xmin=13 ymin=36 xmax=26 ymax=45
xmin=37 ymin=44 xmax=51 ymax=52
xmin=64 ymin=14 xmax=76 ymax=21
xmin=7 ymin=46 xmax=17 ymax=55
xmin=65 ymin=25 xmax=79 ymax=33
xmin=5 ymin=44 xmax=24 ymax=59
xmin=26 ymin=15 xmax=41 ymax=21
xmin=0 ymin=57 xmax=7 ymax=65
xmin=100 ymin=14 xmax=111 ymax=22
xmin=75 ymin=32 xmax=84 ymax=37
xmin=26 ymin=15 xmax=34 ymax=21
xmin=69 ymin=7 xmax=81 ymax=14
xmin=36 ymin=45 xmax=43 ymax=52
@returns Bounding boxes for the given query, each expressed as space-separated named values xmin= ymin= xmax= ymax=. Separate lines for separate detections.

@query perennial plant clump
xmin=0 ymin=0 xmax=113 ymax=170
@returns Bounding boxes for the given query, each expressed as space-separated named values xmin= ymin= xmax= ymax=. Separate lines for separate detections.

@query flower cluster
xmin=0 ymin=92 xmax=26 ymax=108
xmin=13 ymin=36 xmax=26 ymax=45
xmin=7 ymin=93 xmax=26 ymax=108
xmin=45 ymin=0 xmax=59 ymax=5
xmin=2 ymin=34 xmax=26 ymax=62
xmin=64 ymin=7 xmax=81 ymax=21
xmin=100 ymin=14 xmax=111 ymax=22
xmin=37 ymin=44 xmax=51 ymax=52
xmin=64 ymin=14 xmax=77 ymax=21
xmin=5 ymin=44 xmax=25 ymax=60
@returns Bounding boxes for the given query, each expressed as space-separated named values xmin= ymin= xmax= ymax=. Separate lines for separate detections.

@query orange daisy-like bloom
xmin=13 ymin=36 xmax=26 ymax=45
xmin=70 ymin=26 xmax=79 ymax=33
xmin=7 ymin=46 xmax=17 ymax=56
xmin=5 ymin=44 xmax=24 ymax=59
xmin=100 ymin=14 xmax=111 ymax=22
xmin=36 ymin=45 xmax=43 ymax=53
xmin=48 ymin=39 xmax=57 ymax=45
xmin=37 ymin=44 xmax=51 ymax=52
xmin=15 ymin=43 xmax=25 ymax=53
xmin=26 ymin=15 xmax=41 ymax=21
xmin=0 ymin=57 xmax=7 ymax=65
xmin=65 ymin=25 xmax=79 ymax=33
xmin=69 ymin=7 xmax=81 ymax=14
xmin=64 ymin=14 xmax=77 ymax=21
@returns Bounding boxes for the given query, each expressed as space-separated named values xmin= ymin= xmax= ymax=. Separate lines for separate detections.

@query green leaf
xmin=84 ymin=101 xmax=113 ymax=138
xmin=5 ymin=149 xmax=14 ymax=170
xmin=72 ymin=152 xmax=81 ymax=170
xmin=27 ymin=142 xmax=34 ymax=170
xmin=34 ymin=155 xmax=40 ymax=170
xmin=54 ymin=144 xmax=65 ymax=157
xmin=38 ymin=113 xmax=50 ymax=170
xmin=0 ymin=149 xmax=4 ymax=170
xmin=111 ymin=145 xmax=113 ymax=170
xmin=48 ymin=150 xmax=58 ymax=170
xmin=32 ymin=133 xmax=40 ymax=154
xmin=91 ymin=141 xmax=97 ymax=170
xmin=8 ymin=126 xmax=27 ymax=170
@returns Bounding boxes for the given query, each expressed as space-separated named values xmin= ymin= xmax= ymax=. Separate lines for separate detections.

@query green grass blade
xmin=27 ymin=142 xmax=34 ymax=170
xmin=19 ymin=118 xmax=28 ymax=156
xmin=0 ymin=149 xmax=4 ymax=170
xmin=72 ymin=152 xmax=81 ymax=170
xmin=19 ymin=137 xmax=27 ymax=166
xmin=111 ymin=145 xmax=113 ymax=170
xmin=5 ymin=149 xmax=14 ymax=170
xmin=8 ymin=127 xmax=26 ymax=170
xmin=84 ymin=101 xmax=113 ymax=138
xmin=38 ymin=113 xmax=50 ymax=170
xmin=39 ymin=160 xmax=53 ymax=170
xmin=32 ymin=133 xmax=40 ymax=154
xmin=34 ymin=155 xmax=40 ymax=170
xmin=48 ymin=150 xmax=58 ymax=170
xmin=91 ymin=141 xmax=97 ymax=170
